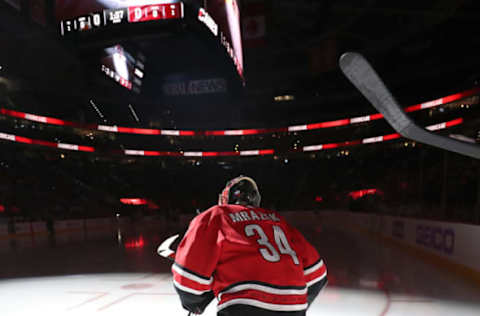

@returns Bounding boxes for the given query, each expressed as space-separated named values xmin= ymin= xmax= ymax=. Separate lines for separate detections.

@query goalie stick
xmin=339 ymin=52 xmax=480 ymax=160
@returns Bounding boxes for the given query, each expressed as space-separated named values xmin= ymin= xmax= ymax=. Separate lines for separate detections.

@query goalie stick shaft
xmin=339 ymin=52 xmax=480 ymax=160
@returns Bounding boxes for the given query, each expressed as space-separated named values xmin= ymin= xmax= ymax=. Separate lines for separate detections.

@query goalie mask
xmin=218 ymin=176 xmax=261 ymax=207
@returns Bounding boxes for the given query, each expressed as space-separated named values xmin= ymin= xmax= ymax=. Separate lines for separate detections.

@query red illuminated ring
xmin=0 ymin=118 xmax=465 ymax=156
xmin=1 ymin=88 xmax=477 ymax=137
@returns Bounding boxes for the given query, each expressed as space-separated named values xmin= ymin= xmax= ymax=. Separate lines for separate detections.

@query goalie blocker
xmin=171 ymin=176 xmax=327 ymax=316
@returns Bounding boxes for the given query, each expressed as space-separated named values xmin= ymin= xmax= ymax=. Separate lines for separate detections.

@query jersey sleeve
xmin=289 ymin=226 xmax=328 ymax=308
xmin=172 ymin=210 xmax=223 ymax=314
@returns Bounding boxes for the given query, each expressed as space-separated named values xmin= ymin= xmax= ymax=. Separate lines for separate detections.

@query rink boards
xmin=316 ymin=211 xmax=480 ymax=285
xmin=1 ymin=211 xmax=480 ymax=282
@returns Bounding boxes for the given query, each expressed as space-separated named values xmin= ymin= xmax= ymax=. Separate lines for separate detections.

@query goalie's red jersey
xmin=172 ymin=205 xmax=327 ymax=314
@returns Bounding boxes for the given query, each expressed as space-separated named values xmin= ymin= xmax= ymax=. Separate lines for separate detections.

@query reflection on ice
xmin=0 ymin=273 xmax=479 ymax=316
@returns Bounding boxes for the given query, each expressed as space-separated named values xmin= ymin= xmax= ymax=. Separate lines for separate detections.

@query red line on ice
xmin=66 ymin=291 xmax=109 ymax=311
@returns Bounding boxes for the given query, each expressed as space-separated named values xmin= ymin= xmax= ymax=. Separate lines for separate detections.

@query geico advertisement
xmin=415 ymin=224 xmax=455 ymax=255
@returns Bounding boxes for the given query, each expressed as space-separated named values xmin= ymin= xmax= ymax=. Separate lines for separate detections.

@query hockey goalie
xmin=171 ymin=176 xmax=328 ymax=316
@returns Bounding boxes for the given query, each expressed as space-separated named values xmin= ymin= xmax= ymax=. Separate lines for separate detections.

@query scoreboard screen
xmin=100 ymin=45 xmax=144 ymax=93
xmin=57 ymin=0 xmax=184 ymax=36
xmin=55 ymin=0 xmax=244 ymax=85
xmin=198 ymin=0 xmax=243 ymax=80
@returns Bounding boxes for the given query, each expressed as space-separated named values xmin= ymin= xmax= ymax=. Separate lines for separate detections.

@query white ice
xmin=0 ymin=224 xmax=479 ymax=316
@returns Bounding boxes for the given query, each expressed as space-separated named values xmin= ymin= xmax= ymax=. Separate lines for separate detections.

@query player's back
xmin=209 ymin=205 xmax=311 ymax=312
xmin=173 ymin=204 xmax=326 ymax=314
xmin=215 ymin=205 xmax=305 ymax=287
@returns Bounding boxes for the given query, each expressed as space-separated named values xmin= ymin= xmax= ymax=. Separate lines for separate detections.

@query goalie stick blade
xmin=157 ymin=234 xmax=179 ymax=260
xmin=339 ymin=52 xmax=480 ymax=160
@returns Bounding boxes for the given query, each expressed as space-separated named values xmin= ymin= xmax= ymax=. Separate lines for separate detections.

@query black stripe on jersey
xmin=173 ymin=262 xmax=211 ymax=281
xmin=307 ymin=278 xmax=328 ymax=309
xmin=219 ymin=280 xmax=306 ymax=295
xmin=174 ymin=285 xmax=215 ymax=314
xmin=304 ymin=259 xmax=322 ymax=271
xmin=218 ymin=304 xmax=307 ymax=316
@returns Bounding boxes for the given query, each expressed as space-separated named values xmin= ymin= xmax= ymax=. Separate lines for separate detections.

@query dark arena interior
xmin=1 ymin=1 xmax=480 ymax=315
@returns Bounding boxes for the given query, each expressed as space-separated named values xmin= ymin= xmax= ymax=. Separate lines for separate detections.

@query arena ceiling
xmin=0 ymin=0 xmax=479 ymax=130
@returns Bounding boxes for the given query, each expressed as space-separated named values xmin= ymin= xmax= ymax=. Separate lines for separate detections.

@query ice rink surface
xmin=1 ymin=222 xmax=480 ymax=316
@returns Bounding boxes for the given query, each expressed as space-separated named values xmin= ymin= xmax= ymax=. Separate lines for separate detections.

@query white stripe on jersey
xmin=217 ymin=298 xmax=308 ymax=312
xmin=306 ymin=271 xmax=327 ymax=287
xmin=173 ymin=280 xmax=211 ymax=295
xmin=219 ymin=283 xmax=307 ymax=300
xmin=304 ymin=260 xmax=324 ymax=276
xmin=172 ymin=264 xmax=213 ymax=285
